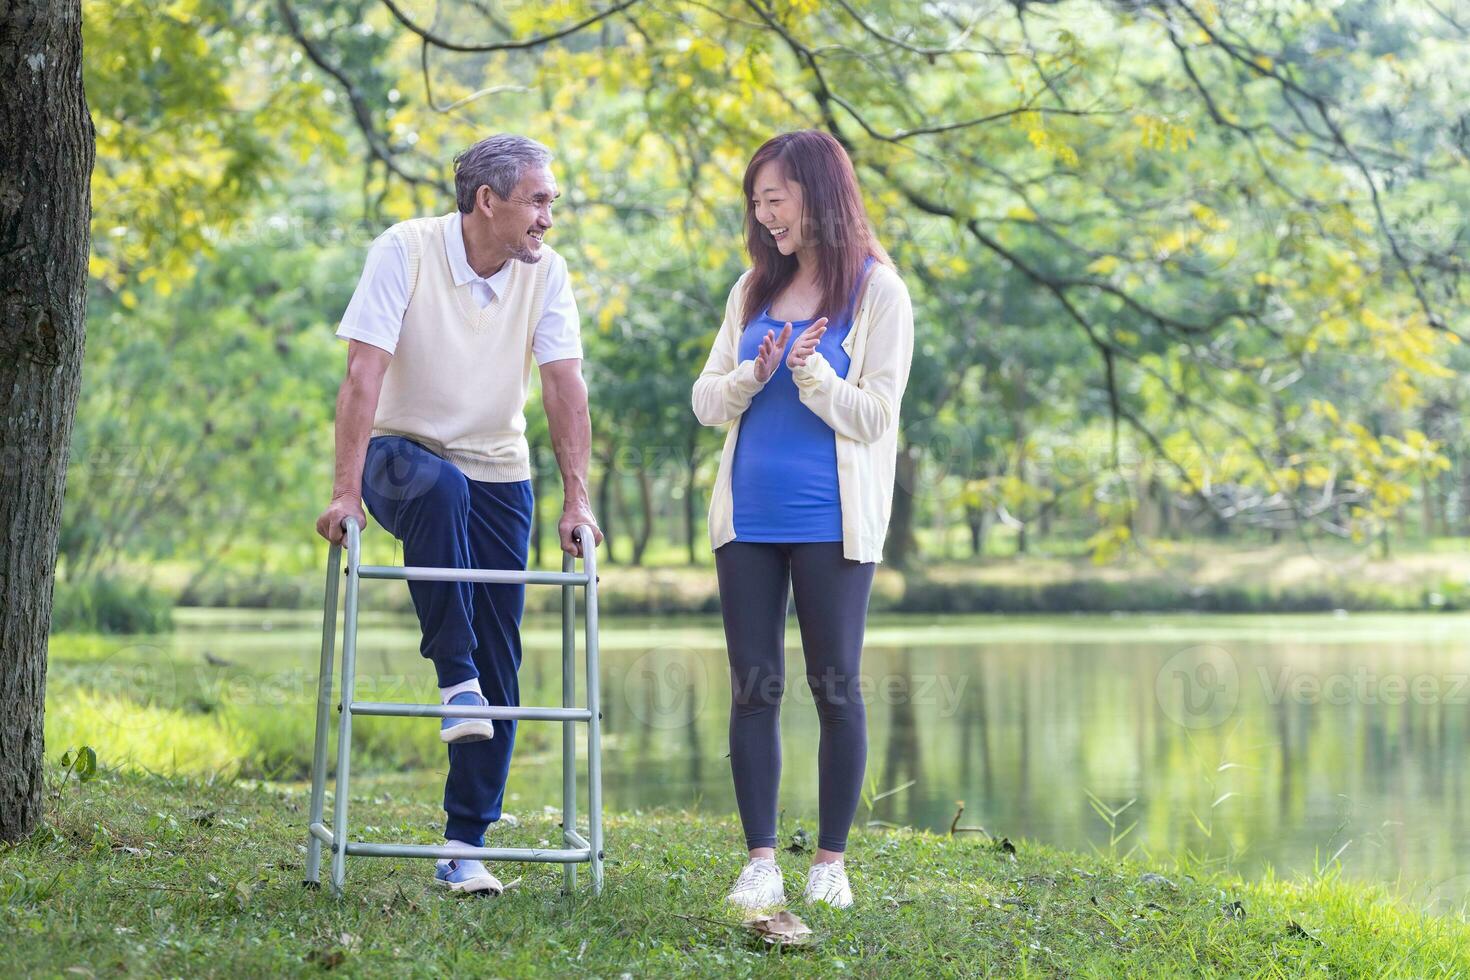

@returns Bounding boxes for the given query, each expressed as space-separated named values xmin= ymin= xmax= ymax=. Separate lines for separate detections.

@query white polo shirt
xmin=337 ymin=212 xmax=583 ymax=364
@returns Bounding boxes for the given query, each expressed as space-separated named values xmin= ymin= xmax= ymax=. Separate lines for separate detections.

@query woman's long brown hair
xmin=740 ymin=130 xmax=889 ymax=329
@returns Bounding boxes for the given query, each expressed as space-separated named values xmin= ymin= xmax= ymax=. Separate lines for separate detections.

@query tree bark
xmin=884 ymin=444 xmax=919 ymax=567
xmin=684 ymin=433 xmax=699 ymax=566
xmin=630 ymin=466 xmax=652 ymax=567
xmin=0 ymin=0 xmax=94 ymax=843
xmin=1459 ymin=450 xmax=1470 ymax=535
xmin=530 ymin=439 xmax=543 ymax=567
xmin=595 ymin=447 xmax=616 ymax=564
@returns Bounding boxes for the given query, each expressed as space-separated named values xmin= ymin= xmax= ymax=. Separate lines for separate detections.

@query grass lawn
xmin=4 ymin=769 xmax=1469 ymax=977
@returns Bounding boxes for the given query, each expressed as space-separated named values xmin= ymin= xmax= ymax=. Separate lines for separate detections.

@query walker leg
xmin=561 ymin=550 xmax=578 ymax=895
xmin=581 ymin=527 xmax=605 ymax=895
xmin=304 ymin=542 xmax=342 ymax=888
xmin=329 ymin=520 xmax=363 ymax=895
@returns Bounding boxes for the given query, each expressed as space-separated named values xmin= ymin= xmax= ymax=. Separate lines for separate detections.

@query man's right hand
xmin=316 ymin=492 xmax=367 ymax=546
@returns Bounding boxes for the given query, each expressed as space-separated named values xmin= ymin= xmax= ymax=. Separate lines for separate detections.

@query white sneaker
xmin=434 ymin=857 xmax=503 ymax=895
xmin=725 ymin=857 xmax=785 ymax=910
xmin=803 ymin=860 xmax=853 ymax=908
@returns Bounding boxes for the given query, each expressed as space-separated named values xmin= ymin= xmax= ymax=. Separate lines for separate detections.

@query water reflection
xmin=174 ymin=610 xmax=1470 ymax=898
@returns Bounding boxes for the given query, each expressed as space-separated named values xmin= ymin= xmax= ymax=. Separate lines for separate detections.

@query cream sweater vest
xmin=371 ymin=212 xmax=551 ymax=482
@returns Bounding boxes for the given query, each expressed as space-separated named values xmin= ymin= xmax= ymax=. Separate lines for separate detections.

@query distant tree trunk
xmin=0 ymin=0 xmax=94 ymax=843
xmin=684 ymin=434 xmax=699 ymax=565
xmin=1014 ymin=447 xmax=1030 ymax=555
xmin=1459 ymin=454 xmax=1470 ymax=535
xmin=884 ymin=443 xmax=919 ymax=567
xmin=530 ymin=439 xmax=543 ymax=567
xmin=596 ymin=447 xmax=616 ymax=564
xmin=1422 ymin=473 xmax=1434 ymax=542
xmin=630 ymin=466 xmax=652 ymax=566
xmin=965 ymin=503 xmax=985 ymax=557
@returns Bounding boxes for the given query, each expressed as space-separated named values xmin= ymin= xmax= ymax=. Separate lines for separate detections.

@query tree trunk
xmin=0 ymin=0 xmax=94 ymax=843
xmin=1459 ymin=452 xmax=1470 ymax=535
xmin=884 ymin=444 xmax=919 ymax=567
xmin=1422 ymin=473 xmax=1434 ymax=542
xmin=596 ymin=448 xmax=616 ymax=564
xmin=630 ymin=466 xmax=652 ymax=566
xmin=965 ymin=504 xmax=984 ymax=556
xmin=530 ymin=439 xmax=543 ymax=567
xmin=684 ymin=433 xmax=699 ymax=565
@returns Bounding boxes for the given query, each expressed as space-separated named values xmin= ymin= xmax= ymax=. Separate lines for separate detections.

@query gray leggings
xmin=714 ymin=540 xmax=876 ymax=853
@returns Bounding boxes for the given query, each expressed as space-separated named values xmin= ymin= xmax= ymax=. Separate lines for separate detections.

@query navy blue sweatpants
xmin=360 ymin=434 xmax=533 ymax=847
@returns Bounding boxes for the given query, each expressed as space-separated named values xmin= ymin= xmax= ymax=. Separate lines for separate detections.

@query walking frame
xmin=303 ymin=517 xmax=604 ymax=896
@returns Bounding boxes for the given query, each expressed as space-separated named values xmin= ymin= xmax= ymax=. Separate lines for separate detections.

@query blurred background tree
xmin=62 ymin=0 xmax=1470 ymax=605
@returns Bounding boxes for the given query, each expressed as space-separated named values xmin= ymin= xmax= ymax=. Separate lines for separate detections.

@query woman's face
xmin=750 ymin=161 xmax=807 ymax=256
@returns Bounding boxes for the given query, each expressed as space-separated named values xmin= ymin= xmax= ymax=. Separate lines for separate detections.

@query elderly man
xmin=315 ymin=134 xmax=602 ymax=896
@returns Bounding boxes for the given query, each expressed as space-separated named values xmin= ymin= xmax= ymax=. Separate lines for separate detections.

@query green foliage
xmin=56 ymin=746 xmax=99 ymax=785
xmin=84 ymin=0 xmax=338 ymax=292
xmin=49 ymin=575 xmax=174 ymax=635
xmin=71 ymin=0 xmax=1470 ymax=580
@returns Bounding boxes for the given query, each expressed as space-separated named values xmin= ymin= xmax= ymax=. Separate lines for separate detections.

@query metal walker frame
xmin=304 ymin=518 xmax=604 ymax=896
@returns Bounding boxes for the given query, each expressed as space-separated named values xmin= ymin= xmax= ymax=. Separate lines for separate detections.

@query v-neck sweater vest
xmin=370 ymin=212 xmax=552 ymax=482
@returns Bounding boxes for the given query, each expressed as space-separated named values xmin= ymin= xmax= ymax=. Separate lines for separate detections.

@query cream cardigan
xmin=691 ymin=264 xmax=915 ymax=563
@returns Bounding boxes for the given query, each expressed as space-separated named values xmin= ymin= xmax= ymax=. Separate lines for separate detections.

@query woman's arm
xmin=790 ymin=271 xmax=914 ymax=444
xmin=691 ymin=274 xmax=767 ymax=426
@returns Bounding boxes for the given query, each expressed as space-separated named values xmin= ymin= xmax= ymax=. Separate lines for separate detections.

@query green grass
xmin=4 ymin=768 xmax=1469 ymax=977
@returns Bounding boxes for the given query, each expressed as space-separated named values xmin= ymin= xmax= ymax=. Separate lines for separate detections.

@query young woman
xmin=691 ymin=130 xmax=915 ymax=910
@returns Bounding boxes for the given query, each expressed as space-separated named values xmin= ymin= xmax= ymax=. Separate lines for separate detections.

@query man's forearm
xmin=332 ymin=377 xmax=379 ymax=499
xmin=545 ymin=373 xmax=592 ymax=506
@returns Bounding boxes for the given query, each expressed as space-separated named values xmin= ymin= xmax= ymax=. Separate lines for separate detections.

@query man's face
xmin=480 ymin=165 xmax=558 ymax=264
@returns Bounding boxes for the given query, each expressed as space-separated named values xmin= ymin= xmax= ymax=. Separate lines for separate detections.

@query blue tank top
xmin=731 ymin=259 xmax=873 ymax=543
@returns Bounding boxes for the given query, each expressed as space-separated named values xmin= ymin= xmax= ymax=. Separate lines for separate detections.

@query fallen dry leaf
xmin=742 ymin=909 xmax=814 ymax=947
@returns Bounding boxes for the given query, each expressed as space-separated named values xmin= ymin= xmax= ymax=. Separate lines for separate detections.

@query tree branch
xmin=378 ymin=0 xmax=641 ymax=53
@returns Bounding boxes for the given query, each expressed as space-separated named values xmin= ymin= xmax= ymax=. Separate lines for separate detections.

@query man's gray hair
xmin=454 ymin=134 xmax=553 ymax=213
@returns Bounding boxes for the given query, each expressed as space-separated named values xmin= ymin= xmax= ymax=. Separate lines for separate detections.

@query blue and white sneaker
xmin=440 ymin=691 xmax=495 ymax=743
xmin=434 ymin=858 xmax=503 ymax=895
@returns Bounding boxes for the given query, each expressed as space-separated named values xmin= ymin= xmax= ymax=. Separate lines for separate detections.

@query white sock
xmin=439 ymin=678 xmax=482 ymax=703
xmin=439 ymin=839 xmax=480 ymax=866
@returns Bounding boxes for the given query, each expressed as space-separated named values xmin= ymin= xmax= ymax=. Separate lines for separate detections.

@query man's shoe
xmin=434 ymin=858 xmax=503 ymax=895
xmin=440 ymin=691 xmax=495 ymax=743
xmin=725 ymin=857 xmax=785 ymax=910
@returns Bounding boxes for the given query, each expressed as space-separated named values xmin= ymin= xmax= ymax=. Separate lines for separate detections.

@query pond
xmin=53 ymin=604 xmax=1470 ymax=910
